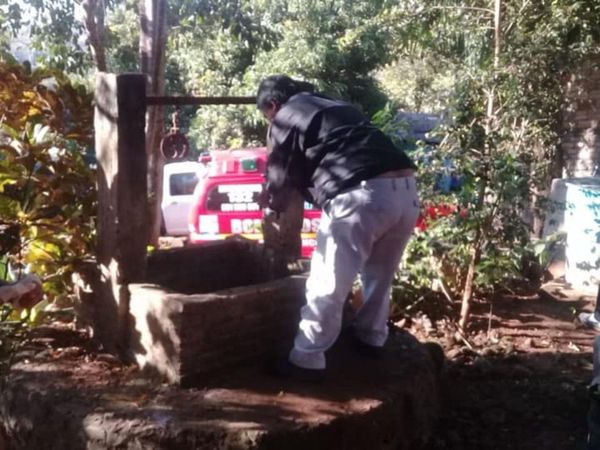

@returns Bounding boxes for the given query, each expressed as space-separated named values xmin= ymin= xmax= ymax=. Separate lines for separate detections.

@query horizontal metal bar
xmin=146 ymin=96 xmax=257 ymax=106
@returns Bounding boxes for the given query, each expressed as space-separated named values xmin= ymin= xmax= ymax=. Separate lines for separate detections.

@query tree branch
xmin=428 ymin=6 xmax=495 ymax=15
xmin=81 ymin=0 xmax=107 ymax=72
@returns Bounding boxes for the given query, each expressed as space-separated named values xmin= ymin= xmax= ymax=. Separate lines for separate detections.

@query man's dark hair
xmin=256 ymin=75 xmax=315 ymax=111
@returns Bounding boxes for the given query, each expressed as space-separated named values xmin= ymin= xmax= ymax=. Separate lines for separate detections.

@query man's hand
xmin=263 ymin=207 xmax=279 ymax=220
xmin=257 ymin=187 xmax=270 ymax=209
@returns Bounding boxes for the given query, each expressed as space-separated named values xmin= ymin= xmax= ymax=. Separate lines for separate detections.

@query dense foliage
xmin=174 ymin=0 xmax=399 ymax=149
xmin=0 ymin=62 xmax=95 ymax=311
xmin=3 ymin=0 xmax=399 ymax=150
xmin=381 ymin=1 xmax=600 ymax=327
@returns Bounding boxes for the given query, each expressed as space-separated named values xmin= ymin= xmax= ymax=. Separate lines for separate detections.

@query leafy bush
xmin=378 ymin=95 xmax=535 ymax=310
xmin=0 ymin=61 xmax=95 ymax=309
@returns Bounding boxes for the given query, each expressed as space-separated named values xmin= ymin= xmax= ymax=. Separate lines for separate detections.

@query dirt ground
xmin=409 ymin=279 xmax=596 ymax=450
xmin=1 ymin=277 xmax=598 ymax=449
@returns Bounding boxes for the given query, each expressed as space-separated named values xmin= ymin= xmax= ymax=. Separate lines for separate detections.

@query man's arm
xmin=265 ymin=116 xmax=298 ymax=213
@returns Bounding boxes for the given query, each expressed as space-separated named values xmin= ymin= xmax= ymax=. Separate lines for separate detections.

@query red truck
xmin=188 ymin=147 xmax=321 ymax=258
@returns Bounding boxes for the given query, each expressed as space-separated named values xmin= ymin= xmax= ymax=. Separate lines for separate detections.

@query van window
xmin=169 ymin=172 xmax=198 ymax=196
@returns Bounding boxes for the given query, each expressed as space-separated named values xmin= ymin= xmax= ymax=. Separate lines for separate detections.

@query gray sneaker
xmin=579 ymin=312 xmax=600 ymax=332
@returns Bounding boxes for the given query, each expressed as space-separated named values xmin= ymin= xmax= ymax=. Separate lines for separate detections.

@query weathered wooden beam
xmin=94 ymin=73 xmax=148 ymax=354
xmin=146 ymin=96 xmax=256 ymax=106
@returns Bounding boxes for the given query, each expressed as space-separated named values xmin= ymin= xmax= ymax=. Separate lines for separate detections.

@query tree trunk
xmin=139 ymin=0 xmax=168 ymax=247
xmin=82 ymin=0 xmax=107 ymax=71
xmin=262 ymin=191 xmax=304 ymax=278
xmin=459 ymin=0 xmax=502 ymax=331
xmin=458 ymin=201 xmax=484 ymax=331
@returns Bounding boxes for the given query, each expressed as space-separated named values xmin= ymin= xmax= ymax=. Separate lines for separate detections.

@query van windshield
xmin=170 ymin=172 xmax=198 ymax=196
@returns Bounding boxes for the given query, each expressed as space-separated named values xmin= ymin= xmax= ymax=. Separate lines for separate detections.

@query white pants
xmin=289 ymin=176 xmax=420 ymax=369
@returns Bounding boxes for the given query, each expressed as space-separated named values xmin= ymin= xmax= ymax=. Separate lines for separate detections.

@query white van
xmin=161 ymin=161 xmax=200 ymax=236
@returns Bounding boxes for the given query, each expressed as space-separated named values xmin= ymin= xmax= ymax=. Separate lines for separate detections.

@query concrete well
xmin=128 ymin=239 xmax=305 ymax=386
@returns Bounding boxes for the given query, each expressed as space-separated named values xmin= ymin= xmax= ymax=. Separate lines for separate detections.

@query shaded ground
xmin=0 ymin=321 xmax=439 ymax=449
xmin=410 ymin=279 xmax=595 ymax=450
xmin=0 ymin=277 xmax=597 ymax=449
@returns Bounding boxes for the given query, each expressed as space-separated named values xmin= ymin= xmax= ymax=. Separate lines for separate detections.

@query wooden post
xmin=261 ymin=128 xmax=304 ymax=277
xmin=94 ymin=73 xmax=148 ymax=353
